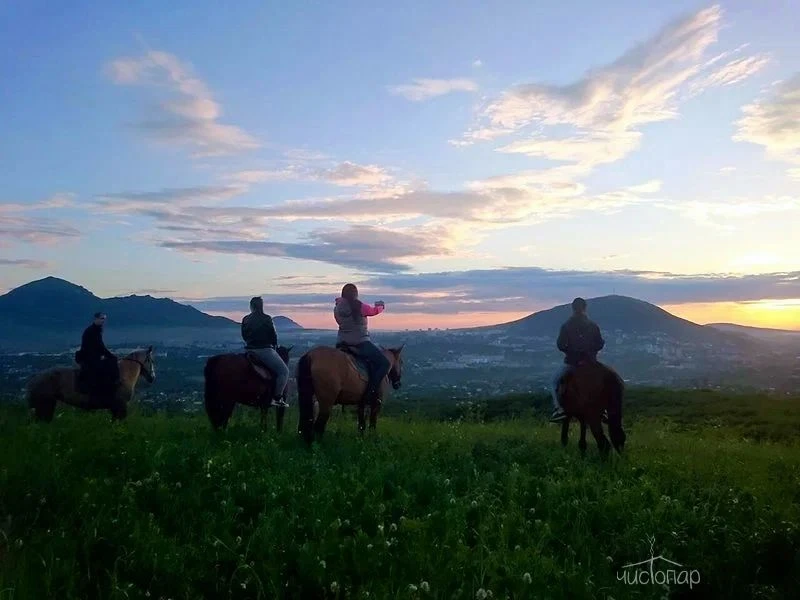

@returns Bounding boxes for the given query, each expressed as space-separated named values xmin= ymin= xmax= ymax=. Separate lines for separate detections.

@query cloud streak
xmin=388 ymin=78 xmax=478 ymax=101
xmin=0 ymin=258 xmax=51 ymax=269
xmin=106 ymin=50 xmax=259 ymax=157
xmin=185 ymin=267 xmax=800 ymax=316
xmin=734 ymin=72 xmax=800 ymax=176
xmin=160 ymin=224 xmax=453 ymax=273
xmin=455 ymin=5 xmax=765 ymax=176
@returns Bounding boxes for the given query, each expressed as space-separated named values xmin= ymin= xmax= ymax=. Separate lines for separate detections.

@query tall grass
xmin=1 ymin=394 xmax=799 ymax=599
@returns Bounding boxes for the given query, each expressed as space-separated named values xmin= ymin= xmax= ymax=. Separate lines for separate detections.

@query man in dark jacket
xmin=549 ymin=297 xmax=605 ymax=422
xmin=241 ymin=297 xmax=289 ymax=407
xmin=76 ymin=312 xmax=120 ymax=402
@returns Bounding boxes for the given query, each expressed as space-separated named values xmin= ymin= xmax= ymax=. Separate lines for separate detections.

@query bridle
xmin=388 ymin=357 xmax=402 ymax=390
xmin=121 ymin=355 xmax=154 ymax=383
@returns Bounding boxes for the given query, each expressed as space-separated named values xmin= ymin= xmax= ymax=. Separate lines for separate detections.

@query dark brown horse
xmin=203 ymin=345 xmax=292 ymax=431
xmin=295 ymin=344 xmax=405 ymax=445
xmin=557 ymin=360 xmax=626 ymax=457
xmin=26 ymin=347 xmax=156 ymax=421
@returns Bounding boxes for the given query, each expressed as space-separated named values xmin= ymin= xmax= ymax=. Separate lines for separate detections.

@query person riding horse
xmin=334 ymin=283 xmax=390 ymax=408
xmin=550 ymin=297 xmax=606 ymax=423
xmin=75 ymin=312 xmax=120 ymax=405
xmin=241 ymin=296 xmax=289 ymax=408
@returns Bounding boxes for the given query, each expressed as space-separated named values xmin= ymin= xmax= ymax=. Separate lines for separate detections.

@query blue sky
xmin=2 ymin=1 xmax=799 ymax=329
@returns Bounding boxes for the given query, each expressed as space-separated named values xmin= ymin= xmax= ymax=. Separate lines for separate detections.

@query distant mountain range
xmin=0 ymin=277 xmax=303 ymax=351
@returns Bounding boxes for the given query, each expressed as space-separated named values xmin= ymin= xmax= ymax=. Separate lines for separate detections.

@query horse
xmin=26 ymin=346 xmax=156 ymax=422
xmin=557 ymin=360 xmax=626 ymax=458
xmin=295 ymin=343 xmax=405 ymax=445
xmin=203 ymin=345 xmax=293 ymax=432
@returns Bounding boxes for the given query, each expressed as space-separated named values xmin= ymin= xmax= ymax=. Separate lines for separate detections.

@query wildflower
xmin=241 ymin=483 xmax=247 ymax=492
xmin=476 ymin=589 xmax=488 ymax=600
xmin=420 ymin=581 xmax=430 ymax=592
xmin=471 ymin=501 xmax=478 ymax=508
xmin=320 ymin=560 xmax=326 ymax=569
xmin=409 ymin=584 xmax=418 ymax=592
xmin=390 ymin=523 xmax=397 ymax=532
xmin=330 ymin=581 xmax=339 ymax=593
xmin=523 ymin=573 xmax=532 ymax=584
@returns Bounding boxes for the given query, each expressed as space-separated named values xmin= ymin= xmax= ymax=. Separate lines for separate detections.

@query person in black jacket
xmin=241 ymin=297 xmax=289 ymax=407
xmin=549 ymin=298 xmax=605 ymax=422
xmin=76 ymin=312 xmax=120 ymax=401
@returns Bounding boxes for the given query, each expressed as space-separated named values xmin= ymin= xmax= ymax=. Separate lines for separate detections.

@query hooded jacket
xmin=334 ymin=297 xmax=384 ymax=345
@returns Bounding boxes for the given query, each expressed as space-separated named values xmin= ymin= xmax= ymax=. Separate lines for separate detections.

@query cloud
xmin=472 ymin=59 xmax=483 ymax=68
xmin=314 ymin=162 xmax=394 ymax=187
xmin=159 ymin=224 xmax=453 ymax=273
xmin=667 ymin=195 xmax=800 ymax=226
xmin=734 ymin=73 xmax=800 ymax=175
xmin=454 ymin=5 xmax=765 ymax=174
xmin=106 ymin=50 xmax=259 ymax=157
xmin=95 ymin=184 xmax=248 ymax=213
xmin=185 ymin=267 xmax=800 ymax=315
xmin=0 ymin=210 xmax=81 ymax=246
xmin=0 ymin=258 xmax=51 ymax=269
xmin=388 ymin=78 xmax=478 ymax=101
xmin=691 ymin=54 xmax=770 ymax=90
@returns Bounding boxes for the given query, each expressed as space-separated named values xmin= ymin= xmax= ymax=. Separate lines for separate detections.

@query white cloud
xmin=455 ymin=4 xmax=766 ymax=176
xmin=472 ymin=59 xmax=483 ymax=68
xmin=106 ymin=50 xmax=259 ymax=157
xmin=388 ymin=78 xmax=478 ymax=101
xmin=734 ymin=73 xmax=800 ymax=176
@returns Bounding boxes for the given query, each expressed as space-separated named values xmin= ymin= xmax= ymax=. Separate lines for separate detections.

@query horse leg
xmin=313 ymin=408 xmax=331 ymax=441
xmin=560 ymin=417 xmax=571 ymax=447
xmin=276 ymin=405 xmax=286 ymax=433
xmin=108 ymin=390 xmax=127 ymax=421
xmin=260 ymin=405 xmax=269 ymax=431
xmin=578 ymin=420 xmax=588 ymax=456
xmin=357 ymin=403 xmax=366 ymax=435
xmin=369 ymin=402 xmax=381 ymax=430
xmin=588 ymin=417 xmax=611 ymax=458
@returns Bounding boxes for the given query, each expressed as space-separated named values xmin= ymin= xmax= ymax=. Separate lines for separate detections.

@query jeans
xmin=248 ymin=347 xmax=289 ymax=398
xmin=550 ymin=363 xmax=574 ymax=410
xmin=350 ymin=341 xmax=391 ymax=394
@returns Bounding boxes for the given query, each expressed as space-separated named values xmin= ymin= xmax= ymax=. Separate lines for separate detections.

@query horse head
xmin=386 ymin=343 xmax=405 ymax=390
xmin=277 ymin=345 xmax=293 ymax=365
xmin=125 ymin=345 xmax=156 ymax=383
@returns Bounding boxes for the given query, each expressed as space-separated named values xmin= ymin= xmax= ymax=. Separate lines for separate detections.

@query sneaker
xmin=549 ymin=408 xmax=567 ymax=423
xmin=270 ymin=398 xmax=289 ymax=408
xmin=601 ymin=409 xmax=609 ymax=424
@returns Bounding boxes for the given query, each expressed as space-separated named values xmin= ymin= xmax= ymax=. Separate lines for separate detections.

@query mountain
xmin=0 ymin=277 xmax=303 ymax=351
xmin=709 ymin=322 xmax=800 ymax=344
xmin=487 ymin=295 xmax=753 ymax=347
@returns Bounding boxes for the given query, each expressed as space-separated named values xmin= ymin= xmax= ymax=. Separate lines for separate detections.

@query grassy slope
xmin=1 ymin=392 xmax=799 ymax=599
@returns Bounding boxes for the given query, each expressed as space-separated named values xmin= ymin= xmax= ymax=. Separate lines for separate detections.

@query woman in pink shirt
xmin=334 ymin=283 xmax=390 ymax=406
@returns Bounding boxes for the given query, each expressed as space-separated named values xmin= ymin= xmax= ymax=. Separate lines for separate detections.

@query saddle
xmin=244 ymin=351 xmax=273 ymax=381
xmin=335 ymin=343 xmax=370 ymax=381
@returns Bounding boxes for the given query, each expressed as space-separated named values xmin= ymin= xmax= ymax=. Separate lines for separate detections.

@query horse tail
xmin=203 ymin=356 xmax=227 ymax=429
xmin=606 ymin=369 xmax=626 ymax=451
xmin=296 ymin=352 xmax=315 ymax=444
xmin=27 ymin=369 xmax=57 ymax=422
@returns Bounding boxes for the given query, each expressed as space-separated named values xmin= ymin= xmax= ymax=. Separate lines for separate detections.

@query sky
xmin=1 ymin=0 xmax=799 ymax=330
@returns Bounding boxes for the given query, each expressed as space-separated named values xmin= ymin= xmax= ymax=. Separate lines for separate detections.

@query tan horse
xmin=26 ymin=346 xmax=156 ymax=422
xmin=295 ymin=344 xmax=404 ymax=444
xmin=557 ymin=360 xmax=625 ymax=458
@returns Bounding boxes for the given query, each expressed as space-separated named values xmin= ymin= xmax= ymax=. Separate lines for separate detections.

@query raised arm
xmin=361 ymin=301 xmax=385 ymax=317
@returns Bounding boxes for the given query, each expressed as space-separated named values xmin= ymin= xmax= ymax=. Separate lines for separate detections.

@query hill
xmin=709 ymin=322 xmax=800 ymax=344
xmin=0 ymin=277 xmax=303 ymax=351
xmin=489 ymin=295 xmax=750 ymax=347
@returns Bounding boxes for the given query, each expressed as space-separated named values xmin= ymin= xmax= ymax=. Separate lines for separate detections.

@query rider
xmin=334 ymin=283 xmax=390 ymax=407
xmin=241 ymin=297 xmax=289 ymax=408
xmin=549 ymin=297 xmax=605 ymax=423
xmin=76 ymin=312 xmax=120 ymax=402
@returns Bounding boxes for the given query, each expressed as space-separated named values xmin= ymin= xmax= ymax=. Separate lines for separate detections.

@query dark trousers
xmin=349 ymin=341 xmax=391 ymax=395
xmin=83 ymin=357 xmax=120 ymax=394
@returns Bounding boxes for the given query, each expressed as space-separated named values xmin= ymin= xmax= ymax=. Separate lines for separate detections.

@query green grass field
xmin=1 ymin=390 xmax=799 ymax=599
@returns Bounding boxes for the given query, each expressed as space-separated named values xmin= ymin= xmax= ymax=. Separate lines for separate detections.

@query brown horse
xmin=26 ymin=347 xmax=156 ymax=422
xmin=557 ymin=360 xmax=626 ymax=458
xmin=203 ymin=345 xmax=293 ymax=431
xmin=295 ymin=344 xmax=405 ymax=445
